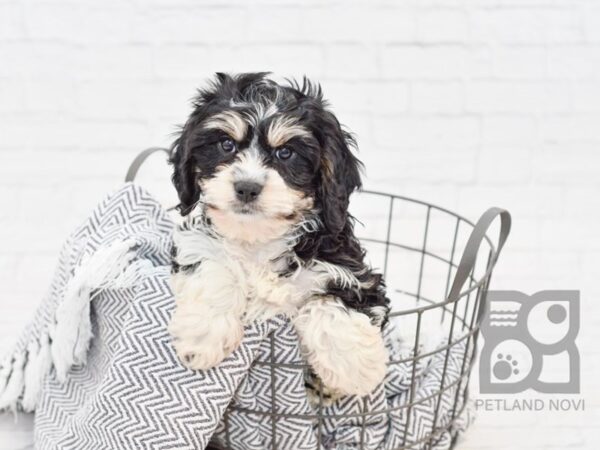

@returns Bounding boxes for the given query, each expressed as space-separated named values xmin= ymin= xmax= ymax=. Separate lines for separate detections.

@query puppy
xmin=168 ymin=73 xmax=389 ymax=399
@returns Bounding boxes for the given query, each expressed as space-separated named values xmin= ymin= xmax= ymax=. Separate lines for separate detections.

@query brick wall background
xmin=0 ymin=0 xmax=599 ymax=448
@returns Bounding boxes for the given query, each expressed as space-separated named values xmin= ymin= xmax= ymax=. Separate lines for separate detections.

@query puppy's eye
xmin=220 ymin=138 xmax=236 ymax=153
xmin=275 ymin=147 xmax=294 ymax=160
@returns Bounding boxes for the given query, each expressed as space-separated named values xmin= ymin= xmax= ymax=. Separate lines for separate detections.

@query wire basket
xmin=127 ymin=148 xmax=511 ymax=450
xmin=346 ymin=191 xmax=510 ymax=449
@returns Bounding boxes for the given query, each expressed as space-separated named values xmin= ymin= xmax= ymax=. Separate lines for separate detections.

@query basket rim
xmin=358 ymin=188 xmax=495 ymax=251
xmin=355 ymin=189 xmax=504 ymax=314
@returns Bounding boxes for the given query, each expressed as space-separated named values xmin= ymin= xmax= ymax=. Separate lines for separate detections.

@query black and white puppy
xmin=168 ymin=73 xmax=389 ymax=399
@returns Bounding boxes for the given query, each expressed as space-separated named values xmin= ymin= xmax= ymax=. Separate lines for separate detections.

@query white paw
xmin=171 ymin=333 xmax=239 ymax=370
xmin=168 ymin=300 xmax=243 ymax=371
xmin=314 ymin=331 xmax=388 ymax=397
xmin=295 ymin=299 xmax=388 ymax=397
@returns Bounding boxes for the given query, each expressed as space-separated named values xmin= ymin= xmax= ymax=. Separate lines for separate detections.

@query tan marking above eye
xmin=266 ymin=116 xmax=311 ymax=148
xmin=203 ymin=110 xmax=248 ymax=142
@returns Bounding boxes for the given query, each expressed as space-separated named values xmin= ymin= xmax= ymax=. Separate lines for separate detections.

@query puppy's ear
xmin=318 ymin=114 xmax=363 ymax=235
xmin=170 ymin=131 xmax=200 ymax=216
xmin=292 ymin=76 xmax=362 ymax=235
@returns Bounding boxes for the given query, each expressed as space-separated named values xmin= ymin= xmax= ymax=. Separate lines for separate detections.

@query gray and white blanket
xmin=0 ymin=184 xmax=471 ymax=449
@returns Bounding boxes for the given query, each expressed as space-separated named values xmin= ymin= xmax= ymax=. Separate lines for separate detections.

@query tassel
xmin=21 ymin=334 xmax=52 ymax=412
xmin=113 ymin=259 xmax=155 ymax=288
xmin=0 ymin=353 xmax=25 ymax=412
xmin=51 ymin=239 xmax=140 ymax=381
xmin=71 ymin=299 xmax=92 ymax=368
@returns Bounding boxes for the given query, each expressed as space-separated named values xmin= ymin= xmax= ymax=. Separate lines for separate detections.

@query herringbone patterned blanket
xmin=0 ymin=184 xmax=471 ymax=449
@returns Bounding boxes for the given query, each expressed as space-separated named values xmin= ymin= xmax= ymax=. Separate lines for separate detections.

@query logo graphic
xmin=479 ymin=290 xmax=580 ymax=394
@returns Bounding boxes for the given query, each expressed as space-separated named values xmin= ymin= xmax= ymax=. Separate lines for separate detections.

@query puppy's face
xmin=189 ymin=110 xmax=317 ymax=242
xmin=171 ymin=73 xmax=362 ymax=243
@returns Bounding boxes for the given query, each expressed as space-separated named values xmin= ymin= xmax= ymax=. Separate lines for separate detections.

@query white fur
xmin=170 ymin=220 xmax=388 ymax=397
xmin=233 ymin=146 xmax=267 ymax=183
xmin=169 ymin=228 xmax=299 ymax=370
xmin=168 ymin=260 xmax=247 ymax=370
xmin=293 ymin=297 xmax=388 ymax=396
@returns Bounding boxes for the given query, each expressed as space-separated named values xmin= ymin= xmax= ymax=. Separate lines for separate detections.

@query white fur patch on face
xmin=201 ymin=147 xmax=313 ymax=243
xmin=231 ymin=146 xmax=267 ymax=184
xmin=203 ymin=110 xmax=248 ymax=142
xmin=266 ymin=116 xmax=311 ymax=148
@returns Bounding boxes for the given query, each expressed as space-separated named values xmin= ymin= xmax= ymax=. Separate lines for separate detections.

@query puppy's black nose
xmin=234 ymin=181 xmax=263 ymax=203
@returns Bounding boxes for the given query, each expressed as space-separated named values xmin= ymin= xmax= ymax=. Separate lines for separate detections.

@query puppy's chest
xmin=174 ymin=226 xmax=341 ymax=320
xmin=176 ymin=228 xmax=317 ymax=296
xmin=224 ymin=244 xmax=312 ymax=301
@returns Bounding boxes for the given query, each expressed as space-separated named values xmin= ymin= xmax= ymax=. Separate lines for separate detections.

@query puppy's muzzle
xmin=234 ymin=181 xmax=263 ymax=203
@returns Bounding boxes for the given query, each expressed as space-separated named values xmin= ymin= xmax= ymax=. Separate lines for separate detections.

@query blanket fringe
xmin=51 ymin=239 xmax=143 ymax=381
xmin=0 ymin=353 xmax=25 ymax=412
xmin=0 ymin=238 xmax=155 ymax=413
xmin=22 ymin=333 xmax=52 ymax=412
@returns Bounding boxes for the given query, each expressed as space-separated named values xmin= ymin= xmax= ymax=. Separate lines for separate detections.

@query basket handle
xmin=125 ymin=147 xmax=170 ymax=182
xmin=447 ymin=207 xmax=511 ymax=305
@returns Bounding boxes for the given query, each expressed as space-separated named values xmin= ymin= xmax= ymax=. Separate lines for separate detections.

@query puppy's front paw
xmin=171 ymin=332 xmax=241 ymax=371
xmin=314 ymin=327 xmax=387 ymax=397
xmin=295 ymin=299 xmax=388 ymax=397
xmin=169 ymin=303 xmax=243 ymax=371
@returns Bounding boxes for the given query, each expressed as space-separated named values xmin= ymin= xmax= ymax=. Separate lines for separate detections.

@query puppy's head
xmin=171 ymin=72 xmax=362 ymax=243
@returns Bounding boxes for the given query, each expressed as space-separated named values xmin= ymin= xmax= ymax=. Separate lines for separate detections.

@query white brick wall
xmin=0 ymin=0 xmax=599 ymax=448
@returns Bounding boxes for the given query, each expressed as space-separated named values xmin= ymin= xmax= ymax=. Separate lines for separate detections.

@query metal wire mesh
xmin=216 ymin=190 xmax=509 ymax=450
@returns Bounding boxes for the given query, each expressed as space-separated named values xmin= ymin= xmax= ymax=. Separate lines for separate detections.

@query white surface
xmin=0 ymin=0 xmax=599 ymax=448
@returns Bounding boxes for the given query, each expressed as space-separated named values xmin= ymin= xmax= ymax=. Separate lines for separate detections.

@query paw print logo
xmin=493 ymin=354 xmax=519 ymax=380
xmin=480 ymin=291 xmax=580 ymax=394
xmin=484 ymin=339 xmax=531 ymax=386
